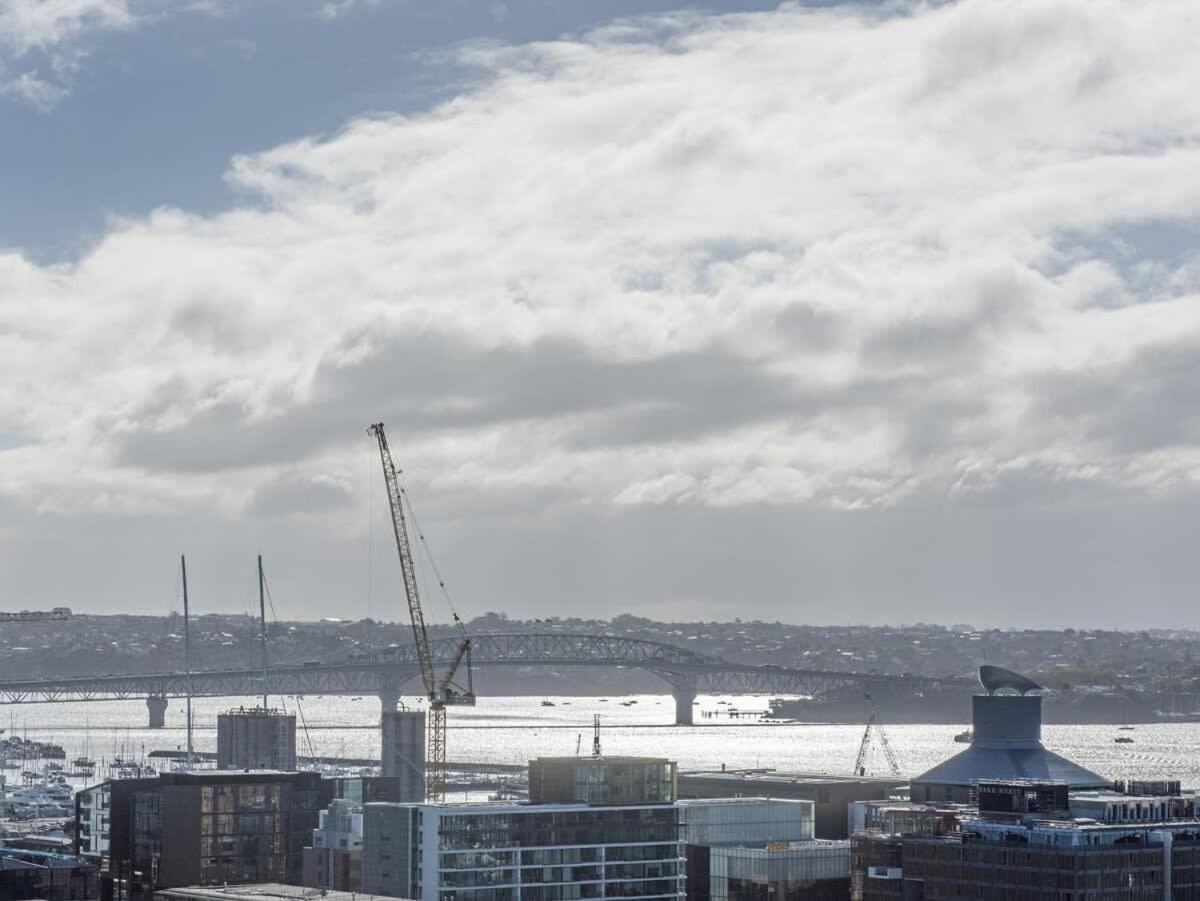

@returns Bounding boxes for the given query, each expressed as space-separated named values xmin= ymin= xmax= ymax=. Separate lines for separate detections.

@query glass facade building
xmin=680 ymin=798 xmax=850 ymax=901
xmin=529 ymin=757 xmax=678 ymax=807
xmin=703 ymin=844 xmax=850 ymax=901
xmin=74 ymin=770 xmax=333 ymax=901
xmin=363 ymin=801 xmax=685 ymax=901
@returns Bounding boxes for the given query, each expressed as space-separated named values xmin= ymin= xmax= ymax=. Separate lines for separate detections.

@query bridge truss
xmin=0 ymin=633 xmax=969 ymax=724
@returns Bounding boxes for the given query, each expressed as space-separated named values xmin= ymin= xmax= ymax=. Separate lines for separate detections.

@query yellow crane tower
xmin=369 ymin=423 xmax=474 ymax=802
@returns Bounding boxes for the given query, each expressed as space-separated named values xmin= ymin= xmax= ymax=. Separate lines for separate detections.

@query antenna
xmin=257 ymin=555 xmax=269 ymax=709
xmin=181 ymin=555 xmax=194 ymax=768
xmin=592 ymin=714 xmax=602 ymax=757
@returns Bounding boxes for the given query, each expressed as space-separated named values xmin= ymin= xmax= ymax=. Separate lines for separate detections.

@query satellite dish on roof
xmin=979 ymin=665 xmax=1042 ymax=695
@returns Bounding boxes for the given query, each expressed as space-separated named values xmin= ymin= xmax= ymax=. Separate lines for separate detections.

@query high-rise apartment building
xmin=363 ymin=800 xmax=684 ymax=901
xmin=74 ymin=770 xmax=333 ymax=901
xmin=363 ymin=756 xmax=685 ymax=901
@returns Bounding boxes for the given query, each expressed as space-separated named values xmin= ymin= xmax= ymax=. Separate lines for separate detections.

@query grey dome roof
xmin=913 ymin=692 xmax=1108 ymax=789
xmin=915 ymin=745 xmax=1108 ymax=788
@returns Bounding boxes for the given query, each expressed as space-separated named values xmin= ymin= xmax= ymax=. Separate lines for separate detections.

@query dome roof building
xmin=910 ymin=668 xmax=1109 ymax=803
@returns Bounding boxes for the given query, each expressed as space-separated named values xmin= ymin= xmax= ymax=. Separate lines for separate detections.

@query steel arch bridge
xmin=0 ymin=632 xmax=969 ymax=725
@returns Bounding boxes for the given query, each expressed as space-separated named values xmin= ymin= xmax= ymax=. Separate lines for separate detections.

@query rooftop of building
xmin=1071 ymin=789 xmax=1198 ymax=803
xmin=681 ymin=769 xmax=905 ymax=786
xmin=0 ymin=848 xmax=93 ymax=869
xmin=677 ymin=795 xmax=811 ymax=806
xmin=219 ymin=706 xmax=293 ymax=719
xmin=364 ymin=799 xmax=677 ymax=814
xmin=82 ymin=768 xmax=321 ymax=793
xmin=1015 ymin=818 xmax=1200 ymax=832
xmin=155 ymin=884 xmax=408 ymax=901
xmin=531 ymin=755 xmax=674 ymax=765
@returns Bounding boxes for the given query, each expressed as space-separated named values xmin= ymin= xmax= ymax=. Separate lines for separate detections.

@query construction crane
xmin=853 ymin=692 xmax=901 ymax=778
xmin=0 ymin=608 xmax=70 ymax=624
xmin=369 ymin=423 xmax=474 ymax=802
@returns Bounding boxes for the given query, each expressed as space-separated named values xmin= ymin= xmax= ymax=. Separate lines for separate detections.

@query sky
xmin=2 ymin=0 xmax=1199 ymax=629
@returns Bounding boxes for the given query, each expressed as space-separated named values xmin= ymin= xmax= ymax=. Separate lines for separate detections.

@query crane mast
xmin=369 ymin=422 xmax=472 ymax=802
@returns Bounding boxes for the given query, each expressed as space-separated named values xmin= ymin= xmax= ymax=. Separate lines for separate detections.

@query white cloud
xmin=0 ymin=0 xmax=134 ymax=106
xmin=4 ymin=0 xmax=1200 ymax=532
xmin=0 ymin=0 xmax=132 ymax=52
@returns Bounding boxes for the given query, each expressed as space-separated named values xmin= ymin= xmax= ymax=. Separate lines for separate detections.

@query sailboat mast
xmin=182 ymin=555 xmax=194 ymax=767
xmin=257 ymin=555 xmax=269 ymax=709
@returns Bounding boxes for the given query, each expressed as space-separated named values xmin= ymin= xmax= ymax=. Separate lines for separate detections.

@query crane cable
xmin=366 ymin=432 xmax=375 ymax=657
xmin=259 ymin=568 xmax=318 ymax=762
xmin=393 ymin=466 xmax=468 ymax=641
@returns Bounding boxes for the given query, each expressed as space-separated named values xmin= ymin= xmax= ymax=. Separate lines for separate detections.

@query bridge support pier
xmin=672 ymin=682 xmax=697 ymax=726
xmin=379 ymin=688 xmax=401 ymax=715
xmin=147 ymin=695 xmax=168 ymax=729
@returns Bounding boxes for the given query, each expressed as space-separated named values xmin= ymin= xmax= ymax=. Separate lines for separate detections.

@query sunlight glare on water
xmin=9 ymin=694 xmax=1199 ymax=790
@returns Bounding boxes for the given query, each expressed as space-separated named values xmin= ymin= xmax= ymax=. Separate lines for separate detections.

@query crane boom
xmin=369 ymin=422 xmax=473 ymax=802
xmin=854 ymin=692 xmax=901 ymax=778
xmin=439 ymin=639 xmax=472 ymax=696
xmin=853 ymin=718 xmax=873 ymax=777
xmin=369 ymin=423 xmax=437 ymax=697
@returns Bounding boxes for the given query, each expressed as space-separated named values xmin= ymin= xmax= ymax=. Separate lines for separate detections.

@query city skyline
xmin=3 ymin=1 xmax=1200 ymax=628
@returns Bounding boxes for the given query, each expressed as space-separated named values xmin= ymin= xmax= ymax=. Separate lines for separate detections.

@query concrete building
xmin=856 ymin=818 xmax=1200 ymax=899
xmin=74 ymin=770 xmax=334 ymax=901
xmin=216 ymin=708 xmax=296 ymax=772
xmin=680 ymin=797 xmax=849 ymax=900
xmin=0 ymin=847 xmax=98 ymax=901
xmin=363 ymin=754 xmax=684 ymax=901
xmin=678 ymin=770 xmax=904 ymax=839
xmin=302 ymin=798 xmax=362 ymax=892
xmin=379 ymin=710 xmax=424 ymax=802
xmin=851 ymin=779 xmax=1200 ymax=900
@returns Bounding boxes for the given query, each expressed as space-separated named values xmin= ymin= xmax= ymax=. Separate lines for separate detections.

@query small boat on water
xmin=1115 ymin=737 xmax=1134 ymax=744
xmin=541 ymin=701 xmax=556 ymax=707
xmin=1118 ymin=726 xmax=1135 ymax=731
xmin=954 ymin=730 xmax=972 ymax=743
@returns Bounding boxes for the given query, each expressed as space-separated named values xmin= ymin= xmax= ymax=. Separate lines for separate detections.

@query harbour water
xmin=6 ymin=693 xmax=1200 ymax=791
